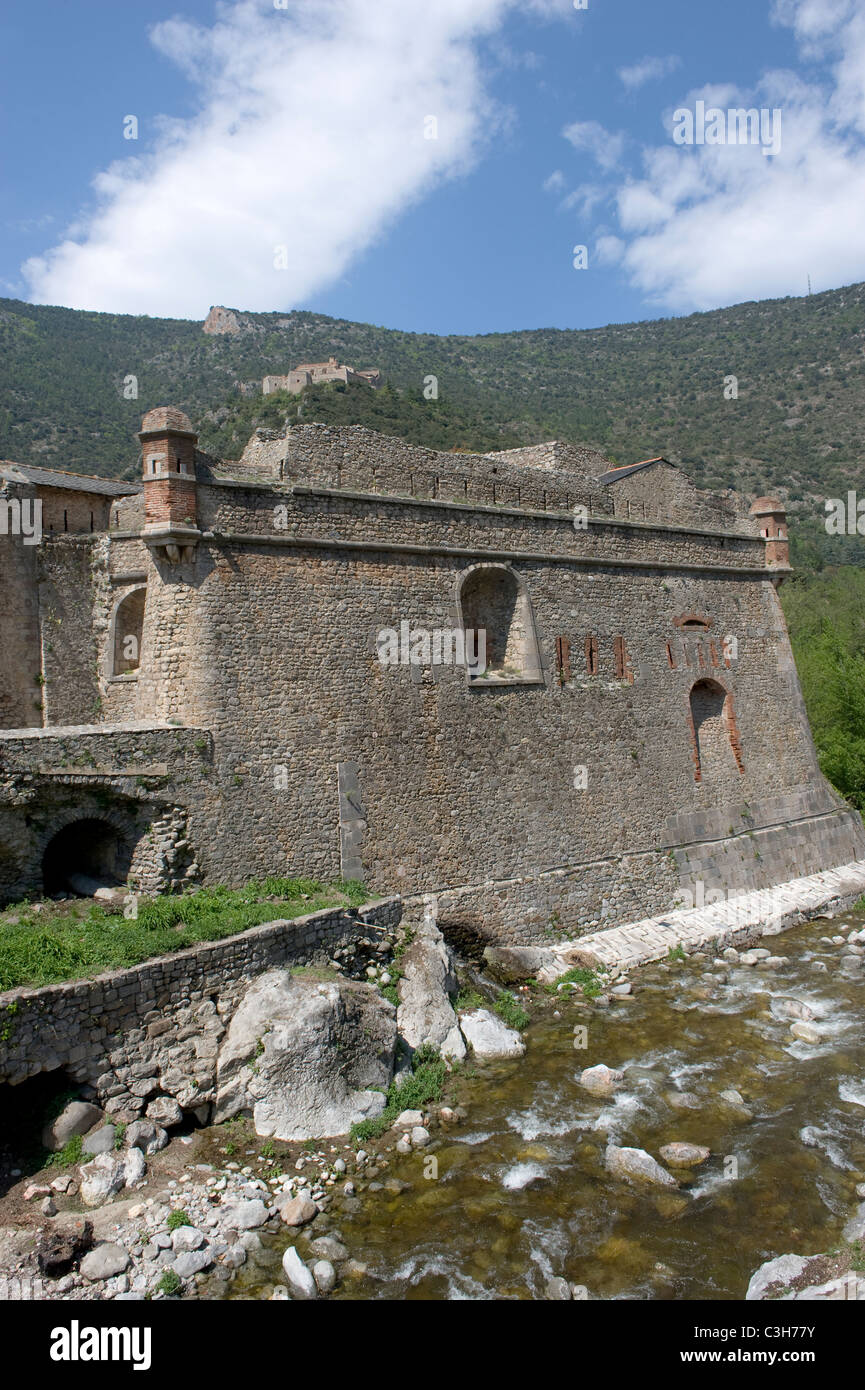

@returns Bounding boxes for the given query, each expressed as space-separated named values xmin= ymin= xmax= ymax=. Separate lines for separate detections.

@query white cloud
xmin=543 ymin=169 xmax=567 ymax=192
xmin=618 ymin=54 xmax=681 ymax=92
xmin=603 ymin=0 xmax=865 ymax=310
xmin=562 ymin=183 xmax=607 ymax=217
xmin=23 ymin=0 xmax=572 ymax=316
xmin=562 ymin=120 xmax=626 ymax=170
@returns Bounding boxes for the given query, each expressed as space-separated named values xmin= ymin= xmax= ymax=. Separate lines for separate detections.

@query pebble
xmin=658 ymin=1142 xmax=710 ymax=1168
xmin=313 ymin=1259 xmax=336 ymax=1293
xmin=790 ymin=1021 xmax=821 ymax=1044
xmin=579 ymin=1064 xmax=624 ymax=1098
xmin=665 ymin=1091 xmax=700 ymax=1111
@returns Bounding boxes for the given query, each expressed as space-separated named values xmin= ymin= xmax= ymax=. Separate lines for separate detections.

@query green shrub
xmin=350 ymin=1046 xmax=447 ymax=1144
xmin=157 ymin=1269 xmax=181 ymax=1295
xmin=166 ymin=1209 xmax=191 ymax=1231
xmin=494 ymin=990 xmax=530 ymax=1030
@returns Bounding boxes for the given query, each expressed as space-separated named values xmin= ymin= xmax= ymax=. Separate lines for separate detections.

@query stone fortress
xmin=262 ymin=358 xmax=382 ymax=396
xmin=1 ymin=408 xmax=863 ymax=950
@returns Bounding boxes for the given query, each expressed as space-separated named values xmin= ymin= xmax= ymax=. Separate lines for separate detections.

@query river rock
xmin=125 ymin=1119 xmax=168 ymax=1155
xmin=82 ymin=1124 xmax=116 ymax=1156
xmin=411 ymin=1126 xmax=431 ymax=1148
xmin=80 ymin=1243 xmax=130 ymax=1281
xmin=79 ymin=1154 xmax=126 ymax=1206
xmin=579 ymin=1064 xmax=623 ymax=1097
xmin=770 ymin=996 xmax=815 ymax=1022
xmin=665 ymin=1091 xmax=700 ymax=1111
xmin=545 ymin=1276 xmax=572 ymax=1300
xmin=313 ymin=1259 xmax=336 ymax=1293
xmin=276 ymin=1194 xmax=317 ymax=1227
xmin=397 ymin=910 xmax=466 ymax=1060
xmin=171 ymin=1226 xmax=206 ymax=1252
xmin=483 ymin=946 xmax=555 ymax=984
xmin=790 ymin=1021 xmax=820 ymax=1044
xmin=173 ymin=1249 xmax=212 ymax=1278
xmin=658 ymin=1143 xmax=710 ymax=1168
xmin=214 ymin=969 xmax=397 ymax=1139
xmin=282 ymin=1245 xmax=317 ymax=1299
xmin=310 ymin=1236 xmax=349 ymax=1261
xmin=394 ymin=1109 xmax=424 ymax=1127
xmin=146 ymin=1096 xmax=183 ymax=1129
xmin=459 ymin=1009 xmax=525 ymax=1058
xmin=42 ymin=1101 xmax=103 ymax=1152
xmin=123 ymin=1147 xmax=147 ymax=1187
xmin=220 ymin=1198 xmax=269 ymax=1230
xmin=746 ymin=1252 xmax=811 ymax=1300
xmin=605 ymin=1145 xmax=678 ymax=1188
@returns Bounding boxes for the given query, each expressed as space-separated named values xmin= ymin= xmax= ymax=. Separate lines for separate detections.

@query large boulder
xmin=459 ymin=1009 xmax=525 ymax=1058
xmin=78 ymin=1155 xmax=127 ymax=1207
xmin=42 ymin=1101 xmax=103 ymax=1152
xmin=483 ymin=946 xmax=555 ymax=984
xmin=214 ymin=970 xmax=397 ymax=1140
xmin=746 ymin=1253 xmax=812 ymax=1301
xmin=396 ymin=912 xmax=465 ymax=1060
xmin=80 ymin=1243 xmax=130 ymax=1282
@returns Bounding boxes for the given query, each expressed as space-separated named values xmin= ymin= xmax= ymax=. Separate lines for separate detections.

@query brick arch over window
xmin=458 ymin=564 xmax=543 ymax=684
xmin=109 ymin=586 xmax=146 ymax=677
xmin=687 ymin=678 xmax=744 ymax=783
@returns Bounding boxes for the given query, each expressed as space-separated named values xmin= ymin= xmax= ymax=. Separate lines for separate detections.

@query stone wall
xmin=3 ymin=422 xmax=862 ymax=946
xmin=0 ymin=496 xmax=42 ymax=730
xmin=0 ymin=897 xmax=401 ymax=1121
xmin=0 ymin=723 xmax=207 ymax=902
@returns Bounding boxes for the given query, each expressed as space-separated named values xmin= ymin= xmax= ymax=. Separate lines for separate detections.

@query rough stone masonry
xmin=1 ymin=408 xmax=862 ymax=948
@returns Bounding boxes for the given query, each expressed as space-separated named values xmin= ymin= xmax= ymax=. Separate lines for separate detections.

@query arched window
xmin=111 ymin=587 xmax=146 ymax=677
xmin=688 ymin=678 xmax=744 ymax=782
xmin=459 ymin=564 xmax=542 ymax=684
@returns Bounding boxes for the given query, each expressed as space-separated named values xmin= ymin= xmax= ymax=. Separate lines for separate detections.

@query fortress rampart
xmin=1 ymin=412 xmax=862 ymax=945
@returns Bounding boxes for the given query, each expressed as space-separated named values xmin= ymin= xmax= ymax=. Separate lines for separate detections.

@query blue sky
xmin=2 ymin=0 xmax=863 ymax=333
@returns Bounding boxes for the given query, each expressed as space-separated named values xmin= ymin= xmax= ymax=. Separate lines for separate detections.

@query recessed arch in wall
xmin=688 ymin=677 xmax=745 ymax=783
xmin=108 ymin=585 xmax=146 ymax=678
xmin=457 ymin=563 xmax=543 ymax=685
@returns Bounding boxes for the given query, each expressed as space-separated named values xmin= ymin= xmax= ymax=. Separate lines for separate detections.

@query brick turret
xmin=139 ymin=407 xmax=200 ymax=563
xmin=749 ymin=497 xmax=789 ymax=569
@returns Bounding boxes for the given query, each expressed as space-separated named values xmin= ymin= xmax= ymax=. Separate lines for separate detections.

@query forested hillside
xmin=2 ymin=282 xmax=864 ymax=531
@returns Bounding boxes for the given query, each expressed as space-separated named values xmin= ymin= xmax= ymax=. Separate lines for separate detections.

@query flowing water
xmin=229 ymin=914 xmax=865 ymax=1300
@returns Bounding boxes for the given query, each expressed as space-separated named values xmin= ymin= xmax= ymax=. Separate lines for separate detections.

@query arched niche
xmin=108 ymin=586 xmax=146 ymax=678
xmin=458 ymin=564 xmax=543 ymax=685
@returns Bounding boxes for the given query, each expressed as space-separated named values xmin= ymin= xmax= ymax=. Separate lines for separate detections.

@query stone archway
xmin=41 ymin=817 xmax=133 ymax=896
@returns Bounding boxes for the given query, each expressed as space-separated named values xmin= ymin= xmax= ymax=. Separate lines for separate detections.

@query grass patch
xmin=667 ymin=944 xmax=687 ymax=962
xmin=166 ymin=1209 xmax=191 ymax=1231
xmin=157 ymin=1269 xmax=181 ymax=1296
xmin=544 ymin=966 xmax=603 ymax=999
xmin=454 ymin=988 xmax=485 ymax=1013
xmin=46 ymin=1133 xmax=83 ymax=1169
xmin=494 ymin=990 xmax=530 ymax=1030
xmin=350 ymin=1044 xmax=447 ymax=1144
xmin=0 ymin=878 xmax=367 ymax=990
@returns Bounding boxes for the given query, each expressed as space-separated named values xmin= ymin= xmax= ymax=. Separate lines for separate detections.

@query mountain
xmin=2 ymin=285 xmax=864 ymax=565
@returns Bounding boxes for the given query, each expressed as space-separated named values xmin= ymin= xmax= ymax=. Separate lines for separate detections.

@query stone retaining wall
xmin=0 ymin=896 xmax=401 ymax=1125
